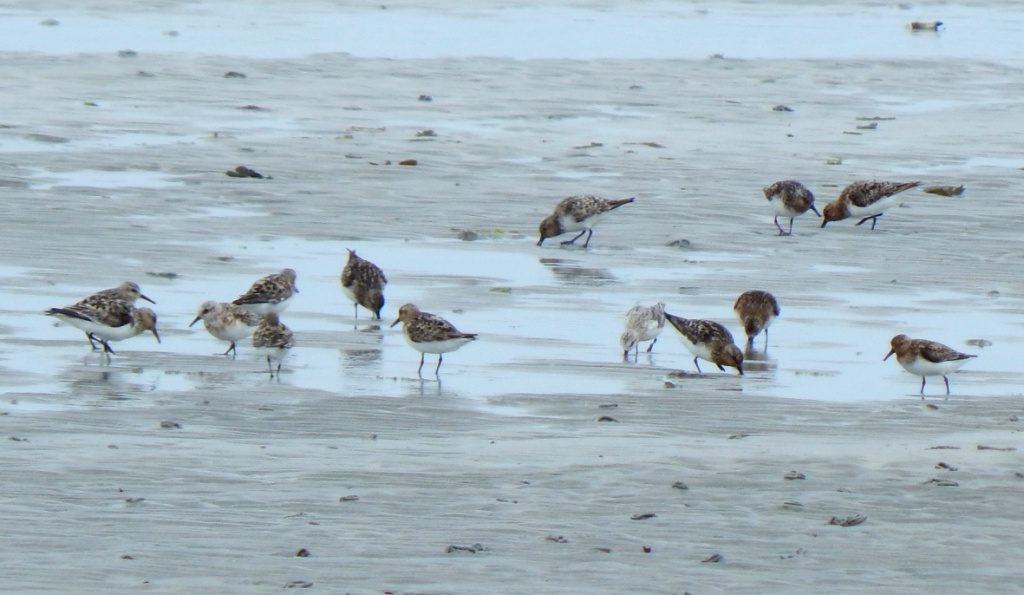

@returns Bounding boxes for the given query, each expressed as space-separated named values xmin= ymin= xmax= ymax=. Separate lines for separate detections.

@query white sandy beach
xmin=1 ymin=1 xmax=1023 ymax=593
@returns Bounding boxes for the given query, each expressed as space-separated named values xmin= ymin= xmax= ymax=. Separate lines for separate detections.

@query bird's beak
xmin=188 ymin=315 xmax=201 ymax=328
xmin=536 ymin=237 xmax=545 ymax=246
xmin=810 ymin=205 xmax=821 ymax=217
xmin=140 ymin=293 xmax=156 ymax=304
xmin=820 ymin=220 xmax=829 ymax=228
xmin=294 ymin=286 xmax=300 ymax=294
xmin=151 ymin=328 xmax=162 ymax=343
xmin=883 ymin=349 xmax=894 ymax=361
xmin=390 ymin=318 xmax=401 ymax=328
xmin=737 ymin=366 xmax=744 ymax=376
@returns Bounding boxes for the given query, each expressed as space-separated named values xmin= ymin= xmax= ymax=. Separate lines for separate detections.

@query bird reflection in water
xmin=741 ymin=346 xmax=777 ymax=374
xmin=539 ymin=258 xmax=617 ymax=286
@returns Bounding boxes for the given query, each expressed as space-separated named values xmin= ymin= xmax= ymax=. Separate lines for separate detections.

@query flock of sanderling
xmin=45 ymin=180 xmax=977 ymax=395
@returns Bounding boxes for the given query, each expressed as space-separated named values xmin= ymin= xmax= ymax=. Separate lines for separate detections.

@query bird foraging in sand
xmin=232 ymin=268 xmax=298 ymax=315
xmin=46 ymin=301 xmax=160 ymax=357
xmin=620 ymin=302 xmax=666 ymax=358
xmin=60 ymin=281 xmax=156 ymax=350
xmin=340 ymin=249 xmax=387 ymax=320
xmin=189 ymin=300 xmax=259 ymax=357
xmin=820 ymin=180 xmax=920 ymax=230
xmin=665 ymin=312 xmax=744 ymax=375
xmin=537 ymin=194 xmax=635 ymax=248
xmin=252 ymin=313 xmax=294 ymax=378
xmin=763 ymin=180 xmax=819 ymax=235
xmin=733 ymin=291 xmax=780 ymax=351
xmin=391 ymin=303 xmax=477 ymax=377
xmin=884 ymin=334 xmax=976 ymax=397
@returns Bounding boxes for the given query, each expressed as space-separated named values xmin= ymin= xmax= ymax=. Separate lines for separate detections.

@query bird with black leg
xmin=763 ymin=180 xmax=819 ymax=235
xmin=537 ymin=194 xmax=635 ymax=248
xmin=340 ymin=249 xmax=387 ymax=320
xmin=884 ymin=334 xmax=976 ymax=397
xmin=733 ymin=290 xmax=780 ymax=352
xmin=391 ymin=303 xmax=477 ymax=377
xmin=665 ymin=312 xmax=744 ymax=375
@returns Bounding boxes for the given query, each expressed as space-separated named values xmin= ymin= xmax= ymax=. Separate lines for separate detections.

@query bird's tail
xmin=607 ymin=197 xmax=636 ymax=210
xmin=889 ymin=181 xmax=922 ymax=195
xmin=663 ymin=312 xmax=688 ymax=333
xmin=45 ymin=307 xmax=91 ymax=322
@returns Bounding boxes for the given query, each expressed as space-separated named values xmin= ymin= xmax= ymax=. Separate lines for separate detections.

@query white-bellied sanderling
xmin=252 ymin=312 xmax=294 ymax=377
xmin=390 ymin=303 xmax=477 ymax=377
xmin=341 ymin=249 xmax=387 ymax=320
xmin=884 ymin=334 xmax=976 ymax=397
xmin=733 ymin=290 xmax=780 ymax=351
xmin=620 ymin=302 xmax=666 ymax=358
xmin=47 ymin=300 xmax=160 ymax=356
xmin=763 ymin=180 xmax=819 ymax=235
xmin=665 ymin=312 xmax=744 ymax=375
xmin=232 ymin=268 xmax=298 ymax=315
xmin=66 ymin=282 xmax=155 ymax=349
xmin=189 ymin=300 xmax=259 ymax=356
xmin=537 ymin=194 xmax=635 ymax=248
xmin=821 ymin=180 xmax=920 ymax=230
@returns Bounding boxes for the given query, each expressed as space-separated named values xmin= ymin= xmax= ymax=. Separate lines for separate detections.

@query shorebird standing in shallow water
xmin=884 ymin=334 xmax=976 ymax=397
xmin=763 ymin=180 xmax=819 ymax=235
xmin=232 ymin=268 xmax=298 ymax=315
xmin=63 ymin=282 xmax=156 ymax=349
xmin=252 ymin=313 xmax=294 ymax=378
xmin=537 ymin=194 xmax=635 ymax=248
xmin=340 ymin=249 xmax=387 ymax=320
xmin=620 ymin=302 xmax=666 ymax=358
xmin=664 ymin=312 xmax=744 ymax=375
xmin=391 ymin=303 xmax=477 ymax=377
xmin=821 ymin=180 xmax=920 ymax=230
xmin=46 ymin=300 xmax=160 ymax=357
xmin=733 ymin=290 xmax=780 ymax=351
xmin=189 ymin=301 xmax=259 ymax=356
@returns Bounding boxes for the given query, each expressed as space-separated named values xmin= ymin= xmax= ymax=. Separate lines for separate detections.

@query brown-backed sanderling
xmin=189 ymin=300 xmax=259 ymax=356
xmin=340 ymin=249 xmax=387 ymax=320
xmin=66 ymin=282 xmax=155 ymax=349
xmin=884 ymin=334 xmax=976 ymax=397
xmin=47 ymin=300 xmax=160 ymax=356
xmin=665 ymin=312 xmax=744 ymax=375
xmin=821 ymin=180 xmax=920 ymax=230
xmin=232 ymin=268 xmax=298 ymax=315
xmin=620 ymin=302 xmax=666 ymax=358
xmin=537 ymin=194 xmax=635 ymax=248
xmin=733 ymin=290 xmax=780 ymax=351
xmin=252 ymin=312 xmax=294 ymax=377
xmin=390 ymin=303 xmax=477 ymax=376
xmin=763 ymin=180 xmax=819 ymax=235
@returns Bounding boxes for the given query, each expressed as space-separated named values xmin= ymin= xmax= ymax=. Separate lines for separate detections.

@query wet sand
xmin=2 ymin=2 xmax=1024 ymax=592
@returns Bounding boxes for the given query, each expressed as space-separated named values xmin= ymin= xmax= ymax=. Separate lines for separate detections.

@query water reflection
xmin=63 ymin=368 xmax=147 ymax=402
xmin=741 ymin=347 xmax=777 ymax=374
xmin=539 ymin=257 xmax=617 ymax=286
xmin=340 ymin=348 xmax=382 ymax=366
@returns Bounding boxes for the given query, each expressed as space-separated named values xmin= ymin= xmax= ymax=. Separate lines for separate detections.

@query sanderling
xmin=763 ymin=180 xmax=819 ymax=235
xmin=733 ymin=290 xmax=780 ymax=351
xmin=537 ymin=194 xmax=635 ymax=248
xmin=232 ymin=268 xmax=298 ymax=315
xmin=664 ymin=312 xmax=744 ymax=375
xmin=66 ymin=282 xmax=155 ymax=349
xmin=620 ymin=302 xmax=666 ymax=358
xmin=390 ymin=303 xmax=477 ymax=376
xmin=884 ymin=334 xmax=976 ymax=397
xmin=46 ymin=300 xmax=160 ymax=356
xmin=189 ymin=300 xmax=259 ymax=356
xmin=252 ymin=312 xmax=294 ymax=377
xmin=821 ymin=180 xmax=920 ymax=230
xmin=340 ymin=249 xmax=387 ymax=320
